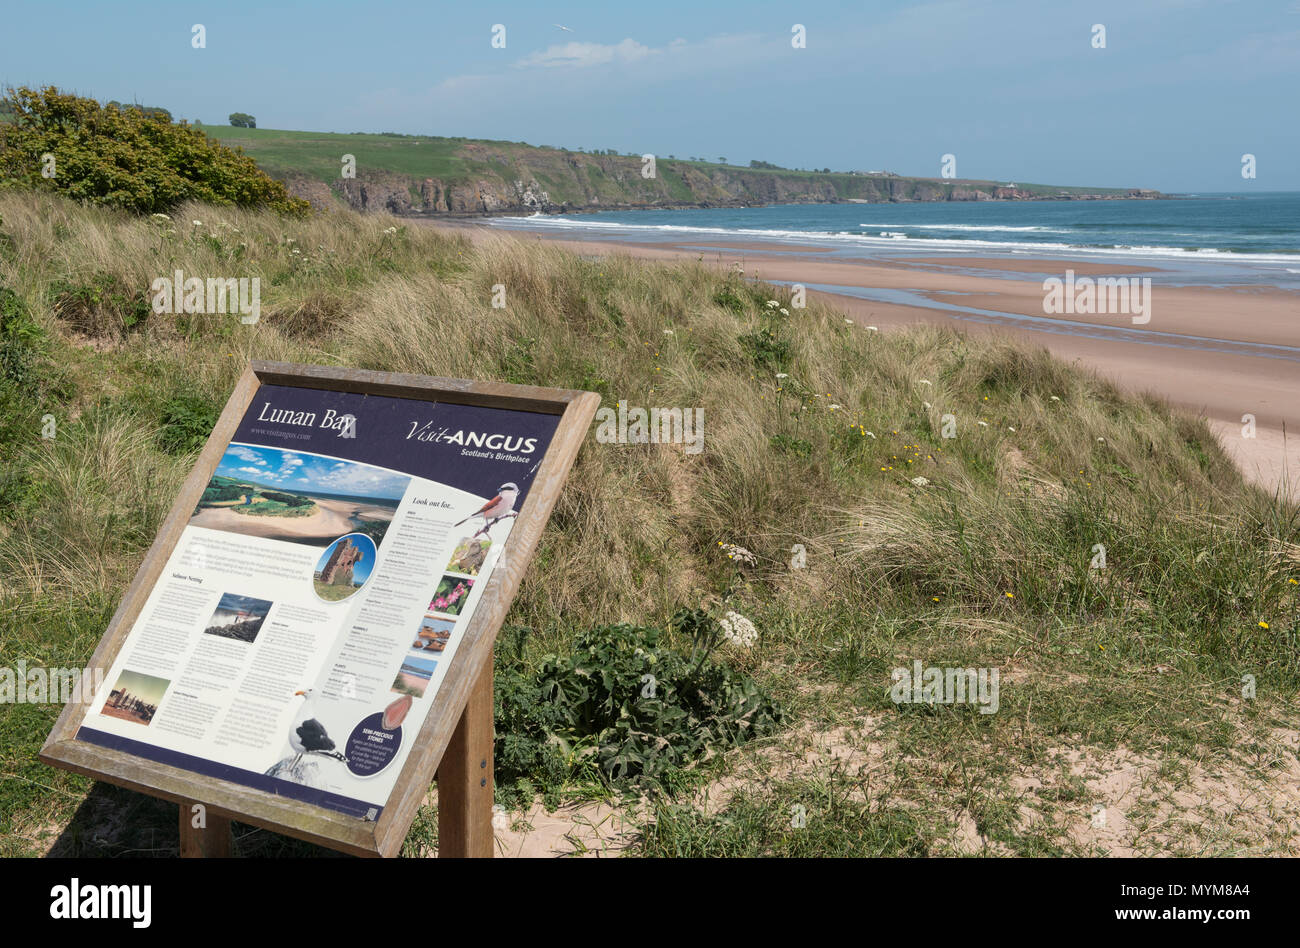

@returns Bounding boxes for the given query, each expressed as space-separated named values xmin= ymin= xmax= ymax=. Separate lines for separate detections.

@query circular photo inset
xmin=312 ymin=532 xmax=378 ymax=603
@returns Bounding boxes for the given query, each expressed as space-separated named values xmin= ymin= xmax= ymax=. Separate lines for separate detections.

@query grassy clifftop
xmin=202 ymin=126 xmax=1154 ymax=215
xmin=1 ymin=192 xmax=1296 ymax=857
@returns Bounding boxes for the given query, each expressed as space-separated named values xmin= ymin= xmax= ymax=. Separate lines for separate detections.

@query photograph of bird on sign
xmin=264 ymin=689 xmax=348 ymax=788
xmin=452 ymin=482 xmax=519 ymax=539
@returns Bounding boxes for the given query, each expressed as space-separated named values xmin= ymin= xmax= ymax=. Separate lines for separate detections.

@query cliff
xmin=203 ymin=128 xmax=1162 ymax=216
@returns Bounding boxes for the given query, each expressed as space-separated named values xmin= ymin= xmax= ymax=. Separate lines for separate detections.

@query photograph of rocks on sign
xmin=203 ymin=592 xmax=273 ymax=643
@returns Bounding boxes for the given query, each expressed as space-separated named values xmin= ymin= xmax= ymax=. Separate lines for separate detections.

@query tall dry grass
xmin=0 ymin=188 xmax=1295 ymax=668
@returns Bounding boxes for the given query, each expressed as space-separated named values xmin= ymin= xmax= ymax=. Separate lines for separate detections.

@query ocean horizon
xmin=489 ymin=192 xmax=1300 ymax=283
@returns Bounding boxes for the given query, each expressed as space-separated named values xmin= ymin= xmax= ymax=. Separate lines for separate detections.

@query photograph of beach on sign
xmin=189 ymin=444 xmax=408 ymax=547
xmin=391 ymin=653 xmax=439 ymax=699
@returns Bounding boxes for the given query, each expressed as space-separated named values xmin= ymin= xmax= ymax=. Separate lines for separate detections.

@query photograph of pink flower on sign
xmin=429 ymin=574 xmax=473 ymax=617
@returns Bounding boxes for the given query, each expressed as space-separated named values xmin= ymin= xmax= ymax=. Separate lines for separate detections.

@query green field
xmin=201 ymin=125 xmax=1138 ymax=206
xmin=203 ymin=126 xmax=497 ymax=183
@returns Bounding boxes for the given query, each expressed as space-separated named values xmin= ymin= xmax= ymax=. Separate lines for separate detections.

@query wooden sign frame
xmin=40 ymin=361 xmax=599 ymax=858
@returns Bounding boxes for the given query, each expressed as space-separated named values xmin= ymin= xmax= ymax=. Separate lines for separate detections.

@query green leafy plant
xmin=0 ymin=286 xmax=41 ymax=387
xmin=157 ymin=394 xmax=220 ymax=455
xmin=770 ymin=433 xmax=813 ymax=458
xmin=739 ymin=325 xmax=791 ymax=371
xmin=47 ymin=273 xmax=151 ymax=336
xmin=493 ymin=620 xmax=782 ymax=807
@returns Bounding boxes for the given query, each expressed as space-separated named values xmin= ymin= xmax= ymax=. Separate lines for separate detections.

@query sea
xmin=488 ymin=192 xmax=1300 ymax=290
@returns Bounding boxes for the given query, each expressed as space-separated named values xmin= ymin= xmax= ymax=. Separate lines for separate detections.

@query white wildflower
xmin=150 ymin=213 xmax=171 ymax=221
xmin=384 ymin=226 xmax=397 ymax=235
xmin=191 ymin=220 xmax=202 ymax=226
xmin=864 ymin=430 xmax=876 ymax=438
xmin=719 ymin=542 xmax=757 ymax=566
xmin=828 ymin=403 xmax=842 ymax=411
xmin=1050 ymin=396 xmax=1061 ymax=402
xmin=766 ymin=300 xmax=779 ymax=308
xmin=866 ymin=326 xmax=878 ymax=331
xmin=775 ymin=373 xmax=789 ymax=379
xmin=718 ymin=611 xmax=759 ymax=648
xmin=910 ymin=476 xmax=930 ymax=487
xmin=845 ymin=318 xmax=853 ymax=324
xmin=918 ymin=379 xmax=932 ymax=386
xmin=977 ymin=421 xmax=989 ymax=427
xmin=1097 ymin=437 xmax=1106 ymax=442
xmin=662 ymin=329 xmax=674 ymax=335
xmin=923 ymin=401 xmax=932 ymax=410
xmin=779 ymin=308 xmax=790 ymax=316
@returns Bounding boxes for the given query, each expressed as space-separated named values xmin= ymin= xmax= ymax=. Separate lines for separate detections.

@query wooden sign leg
xmin=179 ymin=801 xmax=232 ymax=857
xmin=436 ymin=648 xmax=495 ymax=857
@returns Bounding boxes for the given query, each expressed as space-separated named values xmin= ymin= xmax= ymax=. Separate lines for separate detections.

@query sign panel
xmin=41 ymin=362 xmax=599 ymax=856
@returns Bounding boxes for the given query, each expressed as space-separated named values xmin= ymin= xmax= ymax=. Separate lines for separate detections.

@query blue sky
xmin=218 ymin=444 xmax=409 ymax=500
xmin=3 ymin=0 xmax=1296 ymax=191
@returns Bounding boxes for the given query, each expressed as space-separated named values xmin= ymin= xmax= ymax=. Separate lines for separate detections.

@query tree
xmin=0 ymin=87 xmax=307 ymax=215
xmin=228 ymin=112 xmax=256 ymax=128
xmin=105 ymin=101 xmax=172 ymax=122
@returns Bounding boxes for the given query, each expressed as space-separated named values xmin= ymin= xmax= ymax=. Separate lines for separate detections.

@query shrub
xmin=0 ymin=87 xmax=307 ymax=216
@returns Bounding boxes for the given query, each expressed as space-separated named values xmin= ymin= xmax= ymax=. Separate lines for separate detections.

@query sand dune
xmin=438 ymin=224 xmax=1299 ymax=498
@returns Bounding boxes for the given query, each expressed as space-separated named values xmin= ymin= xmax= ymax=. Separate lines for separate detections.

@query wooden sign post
xmin=42 ymin=361 xmax=598 ymax=858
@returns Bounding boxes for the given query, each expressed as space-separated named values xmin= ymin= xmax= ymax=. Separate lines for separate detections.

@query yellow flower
xmin=1005 ymin=592 xmax=1014 ymax=599
xmin=931 ymin=597 xmax=940 ymax=602
xmin=1259 ymin=621 xmax=1270 ymax=629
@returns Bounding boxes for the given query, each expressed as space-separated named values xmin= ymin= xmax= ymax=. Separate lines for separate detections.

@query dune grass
xmin=1 ymin=191 xmax=1297 ymax=856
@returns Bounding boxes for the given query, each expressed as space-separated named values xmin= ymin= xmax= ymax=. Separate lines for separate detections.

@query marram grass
xmin=1 ymin=191 xmax=1297 ymax=856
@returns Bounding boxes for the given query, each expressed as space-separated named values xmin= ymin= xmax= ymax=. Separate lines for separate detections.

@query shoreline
xmin=428 ymin=220 xmax=1299 ymax=499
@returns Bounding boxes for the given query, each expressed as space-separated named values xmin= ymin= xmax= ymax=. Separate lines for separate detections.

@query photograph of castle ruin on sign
xmin=100 ymin=669 xmax=170 ymax=727
xmin=312 ymin=532 xmax=377 ymax=602
xmin=204 ymin=592 xmax=274 ymax=643
xmin=189 ymin=444 xmax=408 ymax=547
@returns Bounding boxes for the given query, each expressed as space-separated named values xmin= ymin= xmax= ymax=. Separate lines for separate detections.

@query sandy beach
xmin=189 ymin=497 xmax=394 ymax=544
xmin=437 ymin=222 xmax=1300 ymax=498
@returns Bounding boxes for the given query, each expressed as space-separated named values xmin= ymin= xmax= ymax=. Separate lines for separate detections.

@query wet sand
xmin=438 ymin=223 xmax=1300 ymax=498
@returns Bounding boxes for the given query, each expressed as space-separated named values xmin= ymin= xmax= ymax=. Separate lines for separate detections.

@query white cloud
xmin=515 ymin=38 xmax=655 ymax=69
xmin=228 ymin=446 xmax=267 ymax=465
